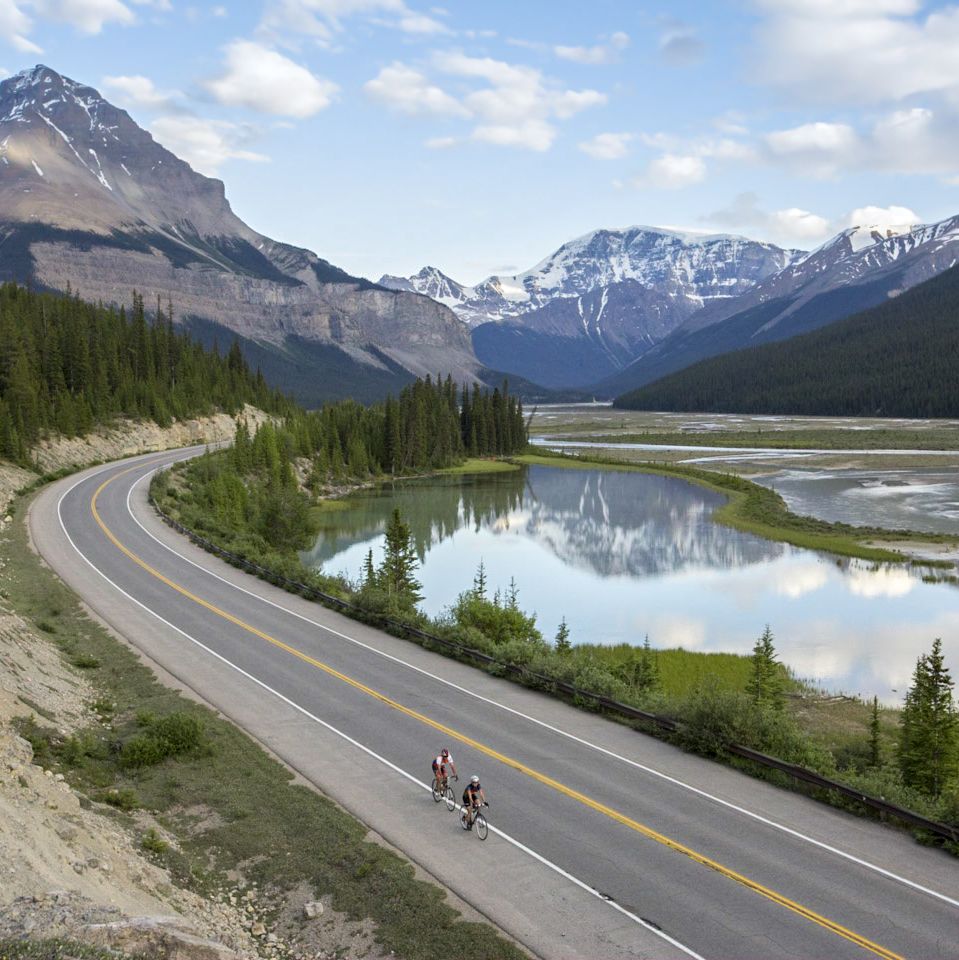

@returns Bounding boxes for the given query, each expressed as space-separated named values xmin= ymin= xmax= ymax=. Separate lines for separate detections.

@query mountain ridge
xmin=0 ymin=65 xmax=479 ymax=402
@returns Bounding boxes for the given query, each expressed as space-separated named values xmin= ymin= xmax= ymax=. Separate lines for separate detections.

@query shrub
xmin=142 ymin=828 xmax=169 ymax=854
xmin=98 ymin=787 xmax=139 ymax=811
xmin=119 ymin=712 xmax=205 ymax=769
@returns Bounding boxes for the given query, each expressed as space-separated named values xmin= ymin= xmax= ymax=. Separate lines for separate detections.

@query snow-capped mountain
xmin=378 ymin=266 xmax=476 ymax=312
xmin=0 ymin=65 xmax=478 ymax=402
xmin=384 ymin=226 xmax=799 ymax=326
xmin=382 ymin=227 xmax=800 ymax=387
xmin=602 ymin=213 xmax=959 ymax=397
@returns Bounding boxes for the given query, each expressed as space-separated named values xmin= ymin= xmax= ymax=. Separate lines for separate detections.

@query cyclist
xmin=431 ymin=748 xmax=457 ymax=791
xmin=461 ymin=775 xmax=487 ymax=829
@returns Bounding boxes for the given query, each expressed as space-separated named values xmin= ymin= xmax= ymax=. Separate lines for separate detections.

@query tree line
xmin=0 ymin=283 xmax=290 ymax=462
xmin=615 ymin=263 xmax=959 ymax=417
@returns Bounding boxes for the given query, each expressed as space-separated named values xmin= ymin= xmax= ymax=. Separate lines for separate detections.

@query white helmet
xmin=470 ymin=775 xmax=480 ymax=784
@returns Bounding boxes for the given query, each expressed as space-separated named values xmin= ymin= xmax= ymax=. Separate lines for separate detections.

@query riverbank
xmin=514 ymin=452 xmax=958 ymax=566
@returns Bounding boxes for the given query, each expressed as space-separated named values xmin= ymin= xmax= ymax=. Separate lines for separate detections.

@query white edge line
xmin=125 ymin=464 xmax=959 ymax=912
xmin=51 ymin=464 xmax=705 ymax=960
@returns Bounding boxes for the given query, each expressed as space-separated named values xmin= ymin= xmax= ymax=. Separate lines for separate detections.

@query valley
xmin=2 ymin=11 xmax=959 ymax=958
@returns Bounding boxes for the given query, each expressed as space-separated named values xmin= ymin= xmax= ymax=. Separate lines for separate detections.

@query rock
xmin=80 ymin=917 xmax=244 ymax=960
xmin=251 ymin=921 xmax=266 ymax=937
xmin=303 ymin=901 xmax=324 ymax=919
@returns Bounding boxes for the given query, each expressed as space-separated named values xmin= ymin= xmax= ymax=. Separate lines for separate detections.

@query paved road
xmin=30 ymin=449 xmax=959 ymax=960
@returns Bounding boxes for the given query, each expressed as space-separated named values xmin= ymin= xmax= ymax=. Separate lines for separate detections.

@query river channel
xmin=302 ymin=463 xmax=959 ymax=703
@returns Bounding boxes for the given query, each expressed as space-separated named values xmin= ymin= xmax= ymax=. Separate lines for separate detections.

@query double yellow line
xmin=91 ymin=463 xmax=903 ymax=960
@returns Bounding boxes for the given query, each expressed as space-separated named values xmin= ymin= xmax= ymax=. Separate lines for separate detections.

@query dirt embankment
xmin=0 ymin=412 xmax=266 ymax=957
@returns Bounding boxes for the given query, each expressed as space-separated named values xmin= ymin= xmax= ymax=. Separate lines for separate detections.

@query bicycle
xmin=460 ymin=801 xmax=489 ymax=840
xmin=431 ymin=775 xmax=457 ymax=812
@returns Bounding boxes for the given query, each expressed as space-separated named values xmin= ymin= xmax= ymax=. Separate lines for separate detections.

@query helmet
xmin=470 ymin=775 xmax=480 ymax=784
xmin=441 ymin=748 xmax=449 ymax=757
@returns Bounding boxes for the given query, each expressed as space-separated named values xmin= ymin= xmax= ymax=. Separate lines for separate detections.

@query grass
xmin=438 ymin=458 xmax=522 ymax=475
xmin=515 ymin=452 xmax=958 ymax=563
xmin=2 ymin=493 xmax=525 ymax=960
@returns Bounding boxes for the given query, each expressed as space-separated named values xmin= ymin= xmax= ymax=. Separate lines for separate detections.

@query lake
xmin=302 ymin=464 xmax=959 ymax=703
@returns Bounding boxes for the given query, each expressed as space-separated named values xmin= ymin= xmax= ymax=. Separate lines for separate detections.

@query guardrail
xmin=150 ymin=494 xmax=958 ymax=844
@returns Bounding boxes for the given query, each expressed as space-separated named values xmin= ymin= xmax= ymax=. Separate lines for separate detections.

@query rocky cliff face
xmin=0 ymin=66 xmax=478 ymax=391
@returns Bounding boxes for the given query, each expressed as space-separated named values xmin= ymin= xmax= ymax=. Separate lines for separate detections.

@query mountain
xmin=601 ymin=216 xmax=959 ymax=398
xmin=381 ymin=227 xmax=800 ymax=388
xmin=0 ymin=65 xmax=478 ymax=405
xmin=614 ymin=262 xmax=959 ymax=417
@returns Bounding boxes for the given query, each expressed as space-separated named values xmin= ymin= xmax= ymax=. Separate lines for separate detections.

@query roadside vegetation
xmin=3 ymin=490 xmax=525 ymax=960
xmin=156 ymin=430 xmax=959 ymax=843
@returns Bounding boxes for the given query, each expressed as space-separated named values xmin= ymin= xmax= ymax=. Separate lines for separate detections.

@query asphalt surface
xmin=29 ymin=448 xmax=959 ymax=960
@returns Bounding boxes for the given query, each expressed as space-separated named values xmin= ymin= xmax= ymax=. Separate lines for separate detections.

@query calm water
xmin=302 ymin=465 xmax=959 ymax=703
xmin=756 ymin=468 xmax=959 ymax=536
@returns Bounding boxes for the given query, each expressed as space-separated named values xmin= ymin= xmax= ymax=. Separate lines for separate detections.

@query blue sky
xmin=3 ymin=1 xmax=959 ymax=283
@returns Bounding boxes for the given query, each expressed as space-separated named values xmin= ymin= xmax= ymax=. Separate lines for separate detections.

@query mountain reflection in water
xmin=303 ymin=465 xmax=783 ymax=578
xmin=302 ymin=464 xmax=959 ymax=701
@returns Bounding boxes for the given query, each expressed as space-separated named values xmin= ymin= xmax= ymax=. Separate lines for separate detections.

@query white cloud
xmin=704 ymin=191 xmax=924 ymax=248
xmin=0 ymin=0 xmax=41 ymax=50
xmin=765 ymin=121 xmax=859 ymax=177
xmin=364 ymin=62 xmax=466 ymax=116
xmin=425 ymin=135 xmax=457 ymax=149
xmin=208 ymin=40 xmax=338 ymax=118
xmin=150 ymin=115 xmax=269 ymax=175
xmin=770 ymin=207 xmax=832 ymax=240
xmin=396 ymin=11 xmax=448 ymax=33
xmin=753 ymin=0 xmax=959 ymax=105
xmin=554 ymin=30 xmax=628 ymax=65
xmin=101 ymin=73 xmax=178 ymax=110
xmin=30 ymin=0 xmax=134 ymax=33
xmin=579 ymin=131 xmax=633 ymax=160
xmin=432 ymin=51 xmax=606 ymax=151
xmin=644 ymin=153 xmax=706 ymax=188
xmin=259 ymin=0 xmax=445 ymax=45
xmin=762 ymin=108 xmax=959 ymax=180
xmin=846 ymin=204 xmax=919 ymax=230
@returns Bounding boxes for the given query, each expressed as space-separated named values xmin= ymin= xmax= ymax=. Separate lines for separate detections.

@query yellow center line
xmin=90 ymin=464 xmax=903 ymax=960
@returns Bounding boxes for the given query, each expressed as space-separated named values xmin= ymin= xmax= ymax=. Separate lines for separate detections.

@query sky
xmin=2 ymin=1 xmax=959 ymax=284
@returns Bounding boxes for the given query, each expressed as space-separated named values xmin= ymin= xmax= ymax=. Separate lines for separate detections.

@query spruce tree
xmin=899 ymin=638 xmax=959 ymax=796
xmin=554 ymin=617 xmax=571 ymax=656
xmin=746 ymin=625 xmax=785 ymax=711
xmin=636 ymin=634 xmax=659 ymax=693
xmin=867 ymin=696 xmax=881 ymax=768
xmin=378 ymin=508 xmax=422 ymax=612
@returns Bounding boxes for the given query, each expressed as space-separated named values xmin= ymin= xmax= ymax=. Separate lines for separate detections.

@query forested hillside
xmin=0 ymin=283 xmax=290 ymax=462
xmin=615 ymin=265 xmax=959 ymax=416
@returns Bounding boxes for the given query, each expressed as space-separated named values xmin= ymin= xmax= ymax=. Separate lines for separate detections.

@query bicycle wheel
xmin=474 ymin=812 xmax=488 ymax=840
xmin=444 ymin=785 xmax=456 ymax=812
xmin=431 ymin=778 xmax=442 ymax=802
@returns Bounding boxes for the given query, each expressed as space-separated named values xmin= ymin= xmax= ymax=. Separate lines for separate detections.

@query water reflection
xmin=304 ymin=466 xmax=784 ymax=578
xmin=303 ymin=465 xmax=959 ymax=701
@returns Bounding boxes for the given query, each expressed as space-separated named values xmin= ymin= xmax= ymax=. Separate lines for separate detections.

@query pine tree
xmin=554 ymin=617 xmax=571 ymax=656
xmin=473 ymin=560 xmax=488 ymax=599
xmin=746 ymin=625 xmax=785 ymax=711
xmin=362 ymin=548 xmax=377 ymax=588
xmin=378 ymin=508 xmax=422 ymax=612
xmin=899 ymin=638 xmax=958 ymax=797
xmin=868 ymin=695 xmax=882 ymax=768
xmin=635 ymin=634 xmax=659 ymax=693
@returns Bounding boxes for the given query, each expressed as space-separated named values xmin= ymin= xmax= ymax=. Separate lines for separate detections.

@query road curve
xmin=30 ymin=448 xmax=959 ymax=960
